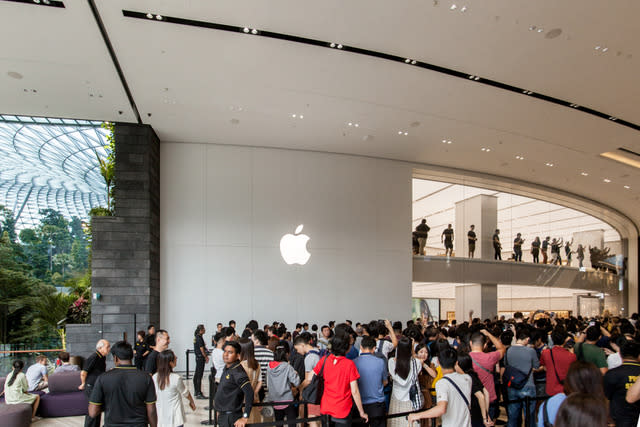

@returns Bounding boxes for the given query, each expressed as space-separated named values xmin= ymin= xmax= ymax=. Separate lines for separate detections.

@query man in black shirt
xmin=145 ymin=325 xmax=156 ymax=349
xmin=604 ymin=341 xmax=640 ymax=427
xmin=415 ymin=219 xmax=430 ymax=255
xmin=493 ymin=229 xmax=502 ymax=260
xmin=467 ymin=225 xmax=477 ymax=258
xmin=80 ymin=339 xmax=110 ymax=427
xmin=89 ymin=341 xmax=157 ymax=427
xmin=441 ymin=224 xmax=454 ymax=257
xmin=193 ymin=324 xmax=209 ymax=399
xmin=144 ymin=329 xmax=170 ymax=375
xmin=513 ymin=233 xmax=524 ymax=262
xmin=541 ymin=236 xmax=550 ymax=264
xmin=214 ymin=341 xmax=254 ymax=427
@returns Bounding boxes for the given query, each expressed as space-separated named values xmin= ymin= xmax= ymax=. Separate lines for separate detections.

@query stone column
xmin=455 ymin=283 xmax=498 ymax=321
xmin=453 ymin=194 xmax=498 ymax=321
xmin=67 ymin=123 xmax=160 ymax=355
xmin=454 ymin=194 xmax=498 ymax=260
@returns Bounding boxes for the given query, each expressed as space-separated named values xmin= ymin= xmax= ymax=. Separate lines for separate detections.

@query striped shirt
xmin=254 ymin=346 xmax=274 ymax=392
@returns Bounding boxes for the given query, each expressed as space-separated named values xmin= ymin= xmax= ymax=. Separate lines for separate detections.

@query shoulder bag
xmin=302 ymin=355 xmax=328 ymax=404
xmin=502 ymin=348 xmax=532 ymax=390
xmin=409 ymin=358 xmax=424 ymax=410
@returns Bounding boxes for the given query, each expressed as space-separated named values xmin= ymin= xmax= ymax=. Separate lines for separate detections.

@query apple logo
xmin=280 ymin=224 xmax=311 ymax=265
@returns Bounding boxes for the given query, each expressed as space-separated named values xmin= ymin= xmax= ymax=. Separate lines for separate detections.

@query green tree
xmin=70 ymin=239 xmax=89 ymax=272
xmin=0 ymin=205 xmax=17 ymax=242
xmin=0 ymin=231 xmax=43 ymax=343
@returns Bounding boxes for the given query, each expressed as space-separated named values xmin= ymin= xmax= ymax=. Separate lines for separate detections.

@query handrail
xmin=0 ymin=349 xmax=64 ymax=354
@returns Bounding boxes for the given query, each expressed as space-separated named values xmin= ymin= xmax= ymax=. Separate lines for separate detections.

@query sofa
xmin=38 ymin=371 xmax=88 ymax=417
xmin=0 ymin=377 xmax=32 ymax=427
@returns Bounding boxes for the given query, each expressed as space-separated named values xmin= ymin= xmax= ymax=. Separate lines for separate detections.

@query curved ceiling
xmin=0 ymin=115 xmax=108 ymax=229
xmin=0 ymin=0 xmax=639 ymax=227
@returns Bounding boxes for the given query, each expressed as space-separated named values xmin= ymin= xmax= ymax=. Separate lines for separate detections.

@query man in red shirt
xmin=540 ymin=328 xmax=576 ymax=396
xmin=312 ymin=333 xmax=368 ymax=425
xmin=469 ymin=328 xmax=506 ymax=422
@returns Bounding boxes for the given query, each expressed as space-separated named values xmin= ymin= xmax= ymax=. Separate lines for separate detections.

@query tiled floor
xmin=34 ymin=376 xmax=216 ymax=427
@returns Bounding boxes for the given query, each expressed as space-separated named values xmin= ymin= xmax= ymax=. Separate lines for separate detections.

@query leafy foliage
xmin=0 ymin=207 xmax=93 ymax=345
xmin=96 ymin=121 xmax=115 ymax=215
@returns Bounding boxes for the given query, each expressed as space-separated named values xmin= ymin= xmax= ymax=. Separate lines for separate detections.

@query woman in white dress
xmin=153 ymin=350 xmax=196 ymax=427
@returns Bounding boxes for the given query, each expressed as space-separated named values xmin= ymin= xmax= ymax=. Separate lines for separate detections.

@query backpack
xmin=502 ymin=348 xmax=532 ymax=390
xmin=302 ymin=355 xmax=327 ymax=404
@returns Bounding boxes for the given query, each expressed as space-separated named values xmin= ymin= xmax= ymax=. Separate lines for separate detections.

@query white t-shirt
xmin=377 ymin=340 xmax=394 ymax=359
xmin=153 ymin=372 xmax=190 ymax=427
xmin=388 ymin=357 xmax=420 ymax=402
xmin=435 ymin=373 xmax=472 ymax=427
xmin=212 ymin=348 xmax=225 ymax=380
xmin=607 ymin=352 xmax=622 ymax=370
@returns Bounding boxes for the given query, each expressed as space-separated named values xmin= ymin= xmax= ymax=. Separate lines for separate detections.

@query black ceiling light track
xmin=123 ymin=9 xmax=640 ymax=133
xmin=1 ymin=0 xmax=64 ymax=7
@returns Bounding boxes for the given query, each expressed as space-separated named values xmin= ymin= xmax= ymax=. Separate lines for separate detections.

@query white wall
xmin=161 ymin=143 xmax=412 ymax=367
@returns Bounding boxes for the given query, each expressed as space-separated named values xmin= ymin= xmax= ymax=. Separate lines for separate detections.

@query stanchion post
xmin=186 ymin=349 xmax=191 ymax=380
xmin=201 ymin=370 xmax=216 ymax=425
xmin=524 ymin=395 xmax=531 ymax=427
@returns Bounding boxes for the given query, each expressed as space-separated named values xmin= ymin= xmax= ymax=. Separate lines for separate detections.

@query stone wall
xmin=67 ymin=123 xmax=160 ymax=356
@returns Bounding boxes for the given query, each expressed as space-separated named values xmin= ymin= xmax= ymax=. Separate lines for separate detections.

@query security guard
xmin=193 ymin=324 xmax=209 ymax=399
xmin=214 ymin=341 xmax=254 ymax=427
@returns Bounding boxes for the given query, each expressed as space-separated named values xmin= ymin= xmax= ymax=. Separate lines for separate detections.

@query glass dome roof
xmin=0 ymin=115 xmax=109 ymax=230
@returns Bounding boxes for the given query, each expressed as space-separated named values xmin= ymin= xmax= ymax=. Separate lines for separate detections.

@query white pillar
xmin=455 ymin=194 xmax=498 ymax=260
xmin=456 ymin=283 xmax=498 ymax=321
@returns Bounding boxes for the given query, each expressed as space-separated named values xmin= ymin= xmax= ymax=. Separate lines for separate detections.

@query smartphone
xmin=589 ymin=321 xmax=596 ymax=327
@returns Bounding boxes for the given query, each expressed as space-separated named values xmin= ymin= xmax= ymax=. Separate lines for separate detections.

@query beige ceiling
xmin=1 ymin=0 xmax=639 ymax=227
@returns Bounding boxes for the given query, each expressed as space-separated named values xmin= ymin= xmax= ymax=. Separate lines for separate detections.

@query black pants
xmin=275 ymin=403 xmax=298 ymax=427
xmin=84 ymin=384 xmax=102 ymax=427
xmin=193 ymin=358 xmax=205 ymax=395
xmin=363 ymin=402 xmax=386 ymax=427
xmin=514 ymin=247 xmax=522 ymax=262
xmin=494 ymin=244 xmax=502 ymax=260
xmin=218 ymin=411 xmax=243 ymax=427
xmin=532 ymin=248 xmax=539 ymax=263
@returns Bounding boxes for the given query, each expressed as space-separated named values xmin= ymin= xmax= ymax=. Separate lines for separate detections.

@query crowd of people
xmin=4 ymin=312 xmax=640 ymax=427
xmin=413 ymin=221 xmax=587 ymax=267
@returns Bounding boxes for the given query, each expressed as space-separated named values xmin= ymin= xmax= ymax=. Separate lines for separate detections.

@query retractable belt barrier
xmin=197 ymin=373 xmax=550 ymax=427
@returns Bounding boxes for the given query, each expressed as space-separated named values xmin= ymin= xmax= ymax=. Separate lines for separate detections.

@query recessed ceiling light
xmin=515 ymin=155 xmax=524 ymax=160
xmin=243 ymin=27 xmax=250 ymax=33
xmin=460 ymin=6 xmax=467 ymax=12
xmin=405 ymin=59 xmax=411 ymax=63
xmin=348 ymin=122 xmax=353 ymax=126
xmin=602 ymin=47 xmax=608 ymax=52
xmin=537 ymin=28 xmax=544 ymax=33
xmin=354 ymin=123 xmax=359 ymax=127
xmin=330 ymin=42 xmax=336 ymax=48
xmin=581 ymin=172 xmax=589 ymax=176
xmin=146 ymin=13 xmax=153 ymax=19
xmin=411 ymin=60 xmax=417 ymax=65
xmin=603 ymin=178 xmax=611 ymax=183
xmin=529 ymin=25 xmax=537 ymax=31
xmin=481 ymin=147 xmax=491 ymax=152
xmin=450 ymin=4 xmax=457 ymax=10
xmin=404 ymin=132 xmax=408 ymax=136
xmin=299 ymin=115 xmax=304 ymax=119
xmin=251 ymin=29 xmax=258 ymax=35
xmin=398 ymin=131 xmax=402 ymax=135
xmin=595 ymin=46 xmax=601 ymax=50
xmin=156 ymin=15 xmax=163 ymax=20
xmin=337 ymin=44 xmax=343 ymax=49
xmin=292 ymin=114 xmax=297 ymax=118
xmin=624 ymin=185 xmax=631 ymax=189
xmin=545 ymin=162 xmax=554 ymax=167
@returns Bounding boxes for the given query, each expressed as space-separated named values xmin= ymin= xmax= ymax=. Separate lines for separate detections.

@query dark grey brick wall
xmin=67 ymin=123 xmax=160 ymax=356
